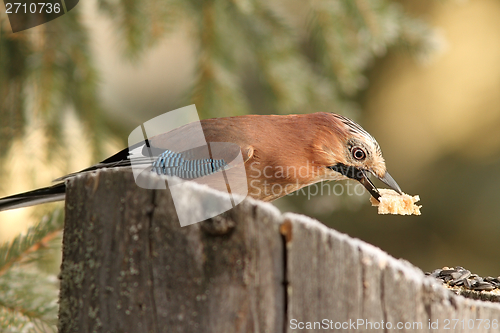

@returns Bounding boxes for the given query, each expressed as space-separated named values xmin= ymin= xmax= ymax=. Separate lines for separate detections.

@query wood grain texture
xmin=58 ymin=169 xmax=284 ymax=333
xmin=59 ymin=169 xmax=500 ymax=333
xmin=281 ymin=213 xmax=500 ymax=332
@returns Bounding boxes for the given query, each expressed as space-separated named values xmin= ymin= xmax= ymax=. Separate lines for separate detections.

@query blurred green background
xmin=1 ymin=0 xmax=499 ymax=283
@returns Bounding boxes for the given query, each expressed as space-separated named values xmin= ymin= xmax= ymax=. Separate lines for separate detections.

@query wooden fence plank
xmin=281 ymin=214 xmax=500 ymax=333
xmin=58 ymin=169 xmax=500 ymax=333
xmin=58 ymin=169 xmax=284 ymax=333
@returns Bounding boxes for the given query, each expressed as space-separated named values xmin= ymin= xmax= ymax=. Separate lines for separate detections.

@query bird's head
xmin=316 ymin=114 xmax=402 ymax=201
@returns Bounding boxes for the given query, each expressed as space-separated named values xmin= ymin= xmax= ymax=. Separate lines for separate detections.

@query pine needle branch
xmin=0 ymin=210 xmax=63 ymax=277
xmin=0 ymin=210 xmax=62 ymax=332
xmin=0 ymin=268 xmax=59 ymax=332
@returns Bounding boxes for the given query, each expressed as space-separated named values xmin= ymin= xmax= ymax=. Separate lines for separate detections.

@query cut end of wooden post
xmin=280 ymin=219 xmax=293 ymax=243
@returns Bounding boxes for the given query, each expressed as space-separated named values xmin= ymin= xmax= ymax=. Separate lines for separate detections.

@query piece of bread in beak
xmin=370 ymin=189 xmax=421 ymax=215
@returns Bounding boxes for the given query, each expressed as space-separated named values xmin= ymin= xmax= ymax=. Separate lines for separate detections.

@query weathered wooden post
xmin=58 ymin=169 xmax=500 ymax=333
xmin=58 ymin=169 xmax=284 ymax=332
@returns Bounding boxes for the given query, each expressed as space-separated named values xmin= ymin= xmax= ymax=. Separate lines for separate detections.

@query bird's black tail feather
xmin=0 ymin=183 xmax=66 ymax=212
xmin=0 ymin=146 xmax=135 ymax=212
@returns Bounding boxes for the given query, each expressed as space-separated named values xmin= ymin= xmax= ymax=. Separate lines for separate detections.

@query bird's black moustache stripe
xmin=328 ymin=163 xmax=364 ymax=180
xmin=329 ymin=163 xmax=381 ymax=201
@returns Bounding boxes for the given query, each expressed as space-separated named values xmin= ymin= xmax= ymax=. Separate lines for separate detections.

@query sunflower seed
xmin=473 ymin=282 xmax=495 ymax=291
xmin=428 ymin=266 xmax=499 ymax=293
xmin=440 ymin=269 xmax=456 ymax=276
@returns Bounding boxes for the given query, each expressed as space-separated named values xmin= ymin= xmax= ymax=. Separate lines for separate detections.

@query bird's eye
xmin=352 ymin=147 xmax=366 ymax=161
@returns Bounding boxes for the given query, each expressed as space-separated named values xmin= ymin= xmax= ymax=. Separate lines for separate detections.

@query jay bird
xmin=0 ymin=112 xmax=402 ymax=211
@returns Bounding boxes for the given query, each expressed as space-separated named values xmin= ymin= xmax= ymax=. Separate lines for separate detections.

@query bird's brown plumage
xmin=148 ymin=112 xmax=382 ymax=201
xmin=0 ymin=112 xmax=398 ymax=211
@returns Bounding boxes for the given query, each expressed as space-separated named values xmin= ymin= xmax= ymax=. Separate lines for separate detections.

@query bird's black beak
xmin=329 ymin=164 xmax=402 ymax=202
xmin=374 ymin=171 xmax=402 ymax=195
